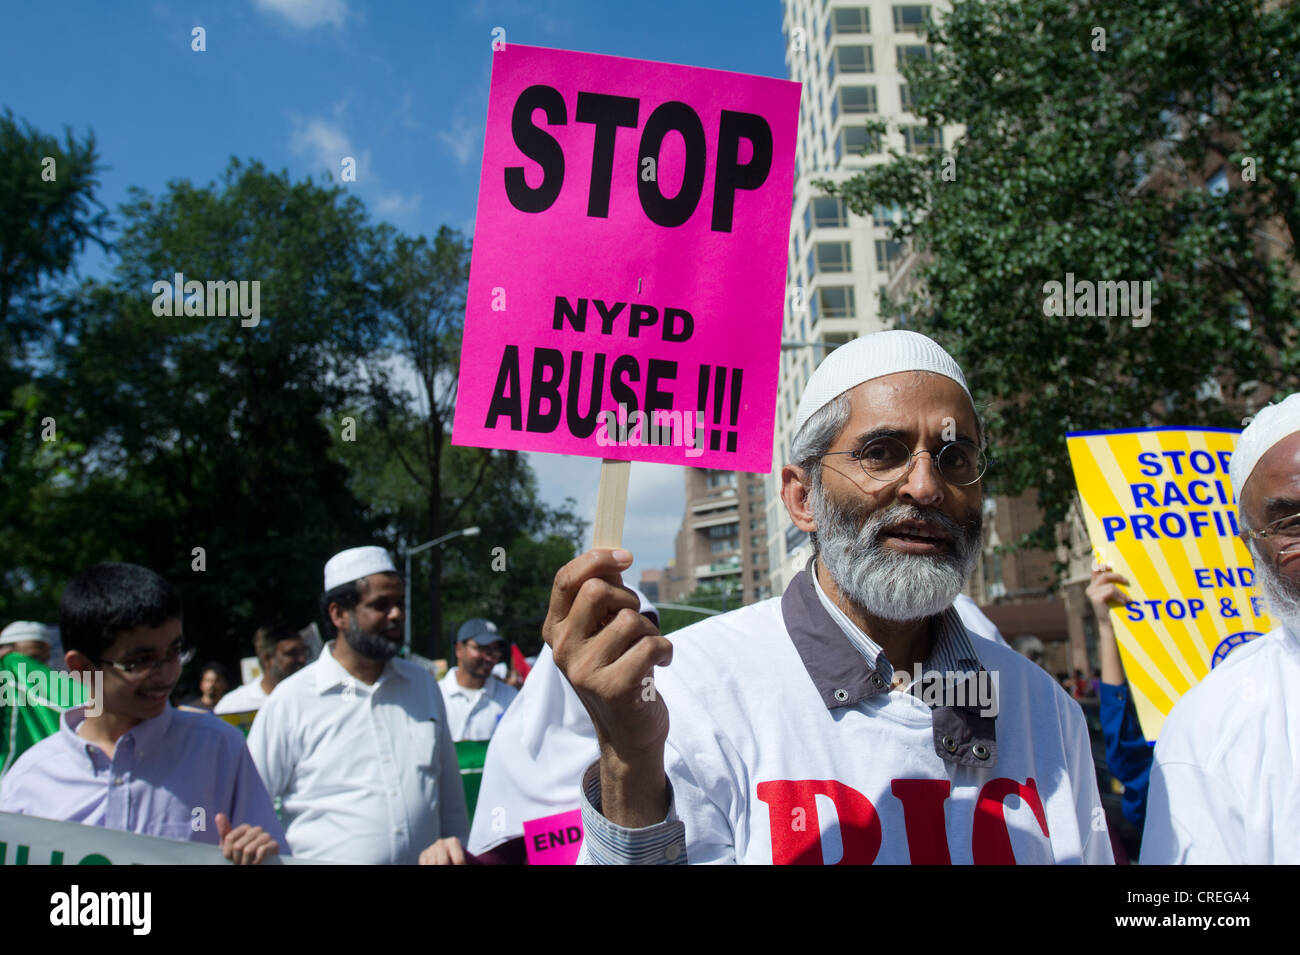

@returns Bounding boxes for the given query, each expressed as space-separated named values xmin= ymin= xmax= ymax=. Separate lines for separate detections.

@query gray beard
xmin=343 ymin=615 xmax=400 ymax=661
xmin=1254 ymin=553 xmax=1300 ymax=638
xmin=811 ymin=486 xmax=982 ymax=623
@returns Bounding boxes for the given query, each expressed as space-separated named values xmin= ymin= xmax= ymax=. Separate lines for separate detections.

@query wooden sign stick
xmin=592 ymin=459 xmax=631 ymax=549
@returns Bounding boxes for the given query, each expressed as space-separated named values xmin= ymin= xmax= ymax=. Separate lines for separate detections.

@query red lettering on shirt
xmin=755 ymin=779 xmax=881 ymax=864
xmin=890 ymin=778 xmax=953 ymax=865
xmin=971 ymin=776 xmax=1049 ymax=864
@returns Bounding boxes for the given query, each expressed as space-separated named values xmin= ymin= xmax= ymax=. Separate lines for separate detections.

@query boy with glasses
xmin=0 ymin=563 xmax=285 ymax=863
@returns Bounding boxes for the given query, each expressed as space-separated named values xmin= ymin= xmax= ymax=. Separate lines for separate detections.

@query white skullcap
xmin=792 ymin=330 xmax=972 ymax=440
xmin=1231 ymin=392 xmax=1300 ymax=498
xmin=324 ymin=546 xmax=398 ymax=592
xmin=0 ymin=621 xmax=53 ymax=647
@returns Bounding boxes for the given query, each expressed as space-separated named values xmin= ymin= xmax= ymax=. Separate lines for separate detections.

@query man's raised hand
xmin=544 ymin=549 xmax=673 ymax=826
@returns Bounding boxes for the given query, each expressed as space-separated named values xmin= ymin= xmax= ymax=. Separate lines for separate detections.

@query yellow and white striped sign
xmin=1066 ymin=428 xmax=1273 ymax=740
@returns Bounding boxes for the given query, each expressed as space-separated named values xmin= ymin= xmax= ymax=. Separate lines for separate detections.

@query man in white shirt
xmin=1143 ymin=392 xmax=1300 ymax=863
xmin=439 ymin=619 xmax=518 ymax=742
xmin=247 ymin=546 xmax=469 ymax=864
xmin=214 ymin=623 xmax=309 ymax=715
xmin=544 ymin=330 xmax=1111 ymax=864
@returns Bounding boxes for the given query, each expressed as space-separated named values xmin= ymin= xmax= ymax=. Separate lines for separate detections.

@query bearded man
xmin=247 ymin=546 xmax=469 ymax=864
xmin=544 ymin=330 xmax=1111 ymax=864
xmin=1143 ymin=392 xmax=1300 ymax=863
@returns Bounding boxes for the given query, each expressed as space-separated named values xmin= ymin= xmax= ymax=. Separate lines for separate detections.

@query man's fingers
xmin=446 ymin=837 xmax=466 ymax=865
xmin=215 ymin=812 xmax=231 ymax=841
xmin=545 ymin=549 xmax=633 ymax=637
xmin=557 ymin=580 xmax=642 ymax=658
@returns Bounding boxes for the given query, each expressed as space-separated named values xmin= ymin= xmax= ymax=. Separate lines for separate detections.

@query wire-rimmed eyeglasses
xmin=822 ymin=436 xmax=987 ymax=487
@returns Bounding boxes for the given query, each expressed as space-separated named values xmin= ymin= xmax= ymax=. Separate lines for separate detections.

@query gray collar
xmin=780 ymin=562 xmax=997 ymax=769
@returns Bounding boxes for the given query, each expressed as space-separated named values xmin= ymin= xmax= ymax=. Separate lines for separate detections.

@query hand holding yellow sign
xmin=1066 ymin=428 xmax=1272 ymax=739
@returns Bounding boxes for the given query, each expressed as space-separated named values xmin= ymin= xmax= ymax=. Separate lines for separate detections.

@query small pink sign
xmin=452 ymin=45 xmax=800 ymax=472
xmin=524 ymin=808 xmax=584 ymax=865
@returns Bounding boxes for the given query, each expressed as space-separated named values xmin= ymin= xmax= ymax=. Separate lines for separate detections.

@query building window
xmin=707 ymin=524 xmax=737 ymax=540
xmin=808 ymin=241 xmax=851 ymax=275
xmin=902 ymin=125 xmax=943 ymax=153
xmin=836 ymin=125 xmax=881 ymax=161
xmin=899 ymin=84 xmax=912 ymax=110
xmin=706 ymin=471 xmax=737 ymax=489
xmin=832 ymin=6 xmax=870 ymax=33
xmin=751 ymin=537 xmax=764 ymax=550
xmin=892 ymin=5 xmax=930 ymax=33
xmin=816 ymin=286 xmax=856 ymax=318
xmin=832 ymin=86 xmax=877 ymax=121
xmin=810 ymin=196 xmax=848 ymax=229
xmin=830 ymin=45 xmax=872 ymax=80
xmin=873 ymin=203 xmax=902 ymax=225
xmin=897 ymin=45 xmax=932 ymax=68
xmin=710 ymin=539 xmax=734 ymax=553
xmin=875 ymin=238 xmax=904 ymax=271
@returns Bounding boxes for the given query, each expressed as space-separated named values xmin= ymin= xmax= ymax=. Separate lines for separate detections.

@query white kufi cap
xmin=1231 ymin=392 xmax=1300 ymax=498
xmin=324 ymin=546 xmax=398 ymax=592
xmin=792 ymin=330 xmax=971 ymax=440
xmin=0 ymin=621 xmax=54 ymax=647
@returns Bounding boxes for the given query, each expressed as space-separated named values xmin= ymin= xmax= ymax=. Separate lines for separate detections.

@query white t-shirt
xmin=438 ymin=669 xmax=518 ymax=742
xmin=610 ymin=594 xmax=1110 ymax=864
xmin=247 ymin=642 xmax=468 ymax=864
xmin=1142 ymin=625 xmax=1300 ymax=864
xmin=473 ymin=583 xmax=1080 ymax=861
xmin=213 ymin=679 xmax=269 ymax=715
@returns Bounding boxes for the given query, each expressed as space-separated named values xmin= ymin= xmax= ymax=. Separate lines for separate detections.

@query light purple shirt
xmin=0 ymin=703 xmax=287 ymax=852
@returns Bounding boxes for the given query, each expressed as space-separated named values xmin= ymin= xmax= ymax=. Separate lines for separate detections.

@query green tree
xmin=0 ymin=111 xmax=110 ymax=621
xmin=821 ymin=0 xmax=1300 ymax=561
xmin=34 ymin=159 xmax=381 ymax=663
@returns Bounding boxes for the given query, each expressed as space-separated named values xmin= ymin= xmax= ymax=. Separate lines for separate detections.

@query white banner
xmin=0 ymin=811 xmax=322 ymax=865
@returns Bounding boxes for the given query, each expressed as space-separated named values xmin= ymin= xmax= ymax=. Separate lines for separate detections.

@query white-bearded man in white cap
xmin=1142 ymin=392 xmax=1300 ymax=864
xmin=543 ymin=330 xmax=1111 ymax=865
xmin=247 ymin=545 xmax=470 ymax=864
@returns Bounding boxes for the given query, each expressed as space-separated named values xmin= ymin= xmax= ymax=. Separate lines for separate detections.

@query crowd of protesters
xmin=1 ymin=332 xmax=1297 ymax=865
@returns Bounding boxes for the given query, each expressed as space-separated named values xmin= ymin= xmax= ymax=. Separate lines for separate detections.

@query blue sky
xmin=0 ymin=0 xmax=790 ymax=591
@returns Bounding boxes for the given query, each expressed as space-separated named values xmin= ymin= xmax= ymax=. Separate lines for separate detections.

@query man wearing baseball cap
xmin=1143 ymin=392 xmax=1300 ymax=863
xmin=247 ymin=545 xmax=469 ymax=864
xmin=544 ymin=329 xmax=1111 ymax=864
xmin=439 ymin=619 xmax=518 ymax=743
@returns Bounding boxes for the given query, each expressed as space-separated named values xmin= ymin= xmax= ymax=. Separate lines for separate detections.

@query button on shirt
xmin=247 ymin=642 xmax=468 ymax=864
xmin=438 ymin=669 xmax=518 ymax=742
xmin=0 ymin=703 xmax=286 ymax=851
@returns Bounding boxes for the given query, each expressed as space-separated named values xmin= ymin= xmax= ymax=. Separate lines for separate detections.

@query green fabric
xmin=454 ymin=739 xmax=491 ymax=824
xmin=0 ymin=653 xmax=88 ymax=776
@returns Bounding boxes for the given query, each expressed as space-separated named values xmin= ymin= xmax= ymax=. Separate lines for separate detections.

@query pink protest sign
xmin=451 ymin=45 xmax=800 ymax=472
xmin=523 ymin=809 xmax=583 ymax=865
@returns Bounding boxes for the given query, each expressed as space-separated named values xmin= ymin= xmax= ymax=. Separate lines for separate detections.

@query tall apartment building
xmin=661 ymin=469 xmax=771 ymax=607
xmin=766 ymin=0 xmax=961 ymax=594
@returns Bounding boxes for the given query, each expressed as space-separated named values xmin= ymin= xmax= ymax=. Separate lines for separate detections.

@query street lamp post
xmin=403 ymin=526 xmax=481 ymax=656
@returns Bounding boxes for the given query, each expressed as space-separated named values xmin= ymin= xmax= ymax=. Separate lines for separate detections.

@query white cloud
xmin=376 ymin=192 xmax=422 ymax=217
xmin=437 ymin=113 xmax=483 ymax=168
xmin=289 ymin=116 xmax=370 ymax=182
xmin=252 ymin=0 xmax=348 ymax=29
